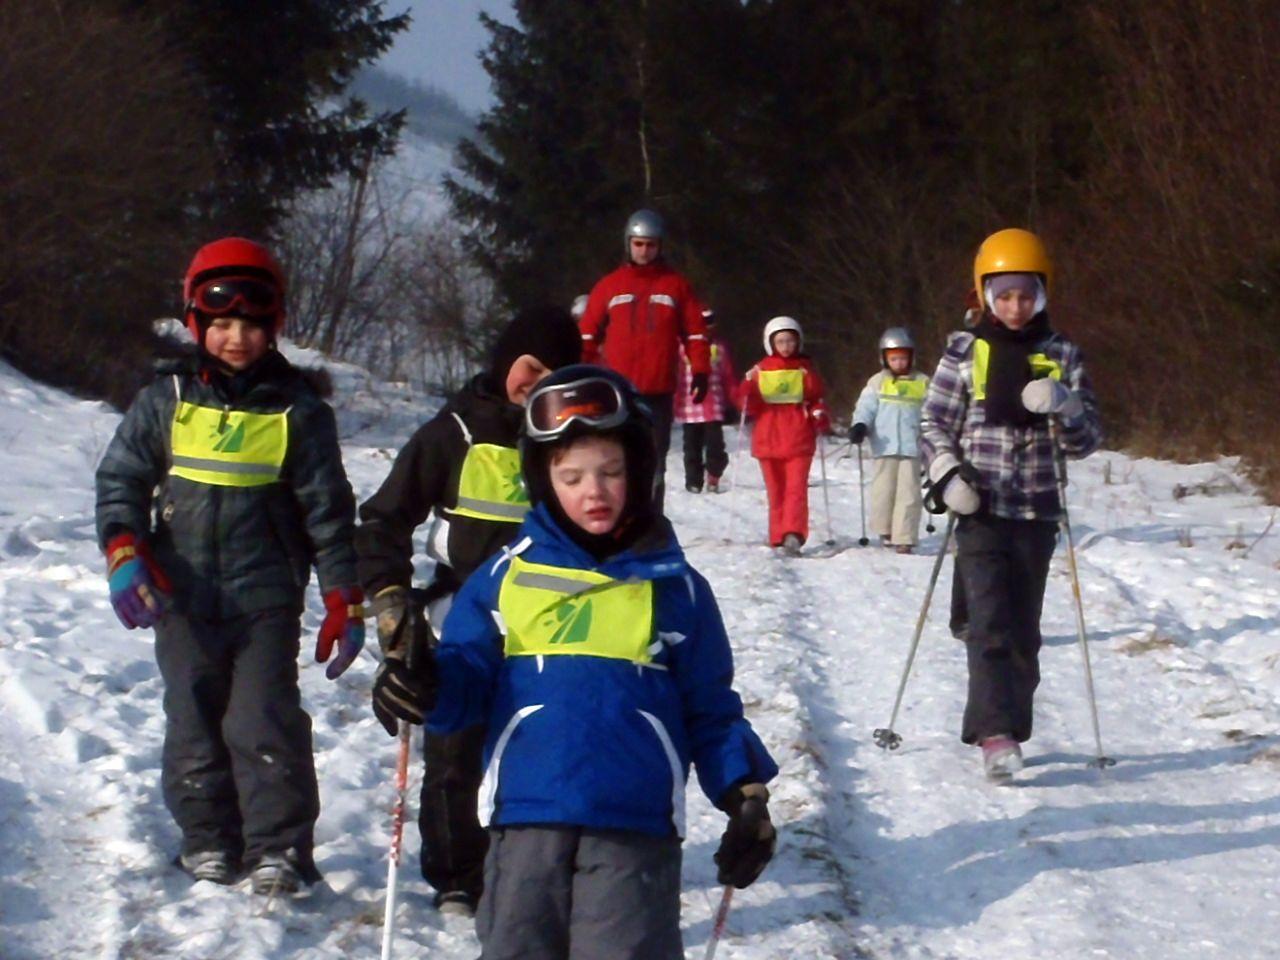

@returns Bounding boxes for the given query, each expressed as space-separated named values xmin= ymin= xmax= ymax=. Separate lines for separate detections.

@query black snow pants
xmin=954 ymin=514 xmax=1058 ymax=744
xmin=420 ymin=724 xmax=489 ymax=898
xmin=641 ymin=393 xmax=675 ymax=514
xmin=681 ymin=421 xmax=728 ymax=489
xmin=154 ymin=607 xmax=318 ymax=870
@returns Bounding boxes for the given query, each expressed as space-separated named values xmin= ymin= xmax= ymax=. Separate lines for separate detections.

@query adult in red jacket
xmin=741 ymin=316 xmax=829 ymax=554
xmin=579 ymin=208 xmax=711 ymax=510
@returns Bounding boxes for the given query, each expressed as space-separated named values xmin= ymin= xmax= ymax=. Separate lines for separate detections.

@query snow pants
xmin=154 ymin=607 xmax=318 ymax=869
xmin=477 ymin=825 xmax=683 ymax=960
xmin=420 ymin=724 xmax=488 ymax=898
xmin=641 ymin=393 xmax=675 ymax=514
xmin=870 ymin=455 xmax=923 ymax=545
xmin=681 ymin=421 xmax=728 ymax=489
xmin=758 ymin=455 xmax=812 ymax=546
xmin=955 ymin=515 xmax=1058 ymax=744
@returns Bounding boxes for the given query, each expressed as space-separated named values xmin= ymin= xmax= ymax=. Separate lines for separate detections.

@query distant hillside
xmin=351 ymin=67 xmax=476 ymax=147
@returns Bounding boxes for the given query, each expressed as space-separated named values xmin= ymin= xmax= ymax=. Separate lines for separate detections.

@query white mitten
xmin=1021 ymin=379 xmax=1083 ymax=420
xmin=928 ymin=452 xmax=981 ymax=515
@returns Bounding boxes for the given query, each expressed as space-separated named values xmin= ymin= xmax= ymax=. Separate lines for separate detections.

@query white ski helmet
xmin=571 ymin=294 xmax=589 ymax=320
xmin=763 ymin=315 xmax=803 ymax=355
xmin=624 ymin=209 xmax=665 ymax=257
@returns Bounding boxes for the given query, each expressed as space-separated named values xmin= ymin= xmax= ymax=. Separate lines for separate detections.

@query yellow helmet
xmin=973 ymin=228 xmax=1053 ymax=301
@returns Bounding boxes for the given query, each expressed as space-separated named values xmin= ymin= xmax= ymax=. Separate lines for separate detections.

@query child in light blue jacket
xmin=848 ymin=327 xmax=930 ymax=552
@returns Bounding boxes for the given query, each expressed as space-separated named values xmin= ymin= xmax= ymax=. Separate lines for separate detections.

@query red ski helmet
xmin=183 ymin=237 xmax=287 ymax=340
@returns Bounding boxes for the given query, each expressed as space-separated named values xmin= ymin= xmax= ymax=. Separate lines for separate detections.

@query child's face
xmin=205 ymin=316 xmax=270 ymax=370
xmin=550 ymin=435 xmax=627 ymax=535
xmin=885 ymin=349 xmax=912 ymax=375
xmin=771 ymin=331 xmax=799 ymax=357
xmin=505 ymin=354 xmax=552 ymax=405
xmin=990 ymin=289 xmax=1038 ymax=330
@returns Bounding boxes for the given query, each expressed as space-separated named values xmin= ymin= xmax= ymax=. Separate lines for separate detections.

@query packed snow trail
xmin=2 ymin=353 xmax=1279 ymax=959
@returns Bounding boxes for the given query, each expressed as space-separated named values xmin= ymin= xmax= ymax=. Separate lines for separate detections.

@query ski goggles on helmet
xmin=526 ymin=375 xmax=630 ymax=442
xmin=189 ymin=275 xmax=281 ymax=318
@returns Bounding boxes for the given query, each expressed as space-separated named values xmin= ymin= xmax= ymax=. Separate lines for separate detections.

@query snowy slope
xmin=1 ymin=351 xmax=1278 ymax=960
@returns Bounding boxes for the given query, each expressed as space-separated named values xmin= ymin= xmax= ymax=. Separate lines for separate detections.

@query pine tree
xmin=85 ymin=0 xmax=409 ymax=235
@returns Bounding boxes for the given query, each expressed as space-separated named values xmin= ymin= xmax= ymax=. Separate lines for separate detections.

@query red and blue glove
xmin=316 ymin=586 xmax=366 ymax=680
xmin=105 ymin=532 xmax=172 ymax=629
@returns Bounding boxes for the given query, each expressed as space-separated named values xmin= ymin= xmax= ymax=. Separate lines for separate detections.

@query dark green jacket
xmin=95 ymin=352 xmax=358 ymax=619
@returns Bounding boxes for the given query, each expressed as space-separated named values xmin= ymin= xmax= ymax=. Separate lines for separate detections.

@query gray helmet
xmin=878 ymin=326 xmax=915 ymax=353
xmin=571 ymin=294 xmax=589 ymax=320
xmin=624 ymin=209 xmax=665 ymax=257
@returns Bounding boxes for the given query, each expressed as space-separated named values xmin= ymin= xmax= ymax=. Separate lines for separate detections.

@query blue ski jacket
xmin=428 ymin=503 xmax=778 ymax=838
xmin=851 ymin=369 xmax=930 ymax=459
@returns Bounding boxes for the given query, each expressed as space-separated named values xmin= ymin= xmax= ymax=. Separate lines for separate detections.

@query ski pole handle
xmin=704 ymin=885 xmax=735 ymax=960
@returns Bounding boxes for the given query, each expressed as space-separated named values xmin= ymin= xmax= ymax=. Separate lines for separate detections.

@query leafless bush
xmin=0 ymin=0 xmax=212 ymax=406
xmin=279 ymin=159 xmax=497 ymax=395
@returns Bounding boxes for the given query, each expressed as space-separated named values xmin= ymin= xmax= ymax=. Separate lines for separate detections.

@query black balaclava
xmin=488 ymin=305 xmax=583 ymax=395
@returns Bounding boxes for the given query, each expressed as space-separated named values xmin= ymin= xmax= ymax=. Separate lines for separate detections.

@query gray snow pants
xmin=154 ymin=607 xmax=318 ymax=868
xmin=955 ymin=514 xmax=1058 ymax=744
xmin=477 ymin=826 xmax=684 ymax=960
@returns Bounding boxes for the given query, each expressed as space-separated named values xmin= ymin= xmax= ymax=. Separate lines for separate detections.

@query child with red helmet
xmin=95 ymin=237 xmax=364 ymax=893
xmin=740 ymin=316 xmax=829 ymax=555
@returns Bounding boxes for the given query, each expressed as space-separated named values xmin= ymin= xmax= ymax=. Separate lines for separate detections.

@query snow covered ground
xmin=1 ymin=348 xmax=1278 ymax=960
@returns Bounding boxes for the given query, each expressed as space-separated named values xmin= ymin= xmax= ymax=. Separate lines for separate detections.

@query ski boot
xmin=250 ymin=849 xmax=304 ymax=896
xmin=434 ymin=889 xmax=479 ymax=918
xmin=685 ymin=482 xmax=702 ymax=494
xmin=781 ymin=533 xmax=803 ymax=557
xmin=706 ymin=474 xmax=721 ymax=494
xmin=980 ymin=735 xmax=1023 ymax=783
xmin=179 ymin=850 xmax=237 ymax=885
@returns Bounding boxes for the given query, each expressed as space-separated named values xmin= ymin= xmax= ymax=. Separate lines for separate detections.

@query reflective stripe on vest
xmin=498 ymin=556 xmax=654 ymax=662
xmin=757 ymin=368 xmax=804 ymax=404
xmin=170 ymin=401 xmax=288 ymax=487
xmin=971 ymin=340 xmax=1062 ymax=401
xmin=451 ymin=443 xmax=530 ymax=523
xmin=879 ymin=376 xmax=927 ymax=403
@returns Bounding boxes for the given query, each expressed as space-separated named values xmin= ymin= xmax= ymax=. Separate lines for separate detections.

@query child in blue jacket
xmin=422 ymin=364 xmax=778 ymax=959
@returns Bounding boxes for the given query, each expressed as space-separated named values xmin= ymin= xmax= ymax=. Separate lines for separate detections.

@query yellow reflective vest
xmin=445 ymin=412 xmax=531 ymax=524
xmin=170 ymin=400 xmax=288 ymax=487
xmin=971 ymin=339 xmax=1062 ymax=401
xmin=498 ymin=555 xmax=655 ymax=663
xmin=757 ymin=368 xmax=805 ymax=404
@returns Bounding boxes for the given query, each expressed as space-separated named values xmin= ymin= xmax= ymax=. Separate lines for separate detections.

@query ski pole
xmin=873 ymin=511 xmax=956 ymax=750
xmin=1048 ymin=420 xmax=1115 ymax=770
xmin=703 ymin=885 xmax=735 ymax=960
xmin=727 ymin=401 xmax=747 ymax=494
xmin=856 ymin=442 xmax=869 ymax=546
xmin=816 ymin=435 xmax=836 ymax=546
xmin=381 ymin=721 xmax=413 ymax=960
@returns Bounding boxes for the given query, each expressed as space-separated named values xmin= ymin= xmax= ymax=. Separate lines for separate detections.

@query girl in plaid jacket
xmin=675 ymin=308 xmax=738 ymax=493
xmin=920 ymin=228 xmax=1102 ymax=782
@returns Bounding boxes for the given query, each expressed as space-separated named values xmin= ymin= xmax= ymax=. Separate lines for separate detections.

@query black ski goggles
xmin=190 ymin=276 xmax=281 ymax=318
xmin=526 ymin=375 xmax=630 ymax=441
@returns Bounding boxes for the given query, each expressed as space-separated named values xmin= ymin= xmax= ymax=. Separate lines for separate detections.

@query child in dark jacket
xmin=354 ymin=306 xmax=581 ymax=915
xmin=920 ymin=228 xmax=1102 ymax=782
xmin=94 ymin=237 xmax=364 ymax=894
xmin=421 ymin=364 xmax=778 ymax=960
xmin=741 ymin=315 xmax=829 ymax=555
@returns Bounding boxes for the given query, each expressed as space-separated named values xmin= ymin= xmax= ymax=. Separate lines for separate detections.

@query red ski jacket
xmin=740 ymin=354 xmax=828 ymax=460
xmin=579 ymin=261 xmax=710 ymax=395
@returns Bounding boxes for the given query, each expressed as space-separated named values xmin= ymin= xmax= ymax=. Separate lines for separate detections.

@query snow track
xmin=3 ymin=354 xmax=1279 ymax=959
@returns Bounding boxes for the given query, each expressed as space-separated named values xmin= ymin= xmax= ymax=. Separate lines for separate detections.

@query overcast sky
xmin=376 ymin=1 xmax=516 ymax=115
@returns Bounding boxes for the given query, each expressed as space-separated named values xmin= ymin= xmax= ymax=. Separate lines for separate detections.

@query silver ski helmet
xmin=571 ymin=294 xmax=589 ymax=320
xmin=624 ymin=209 xmax=665 ymax=259
xmin=878 ymin=326 xmax=915 ymax=368
xmin=763 ymin=315 xmax=803 ymax=355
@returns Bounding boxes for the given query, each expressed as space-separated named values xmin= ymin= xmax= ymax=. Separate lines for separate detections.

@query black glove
xmin=847 ymin=422 xmax=868 ymax=445
xmin=690 ymin=372 xmax=709 ymax=404
xmin=714 ymin=783 xmax=776 ymax=889
xmin=370 ymin=586 xmax=436 ymax=736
